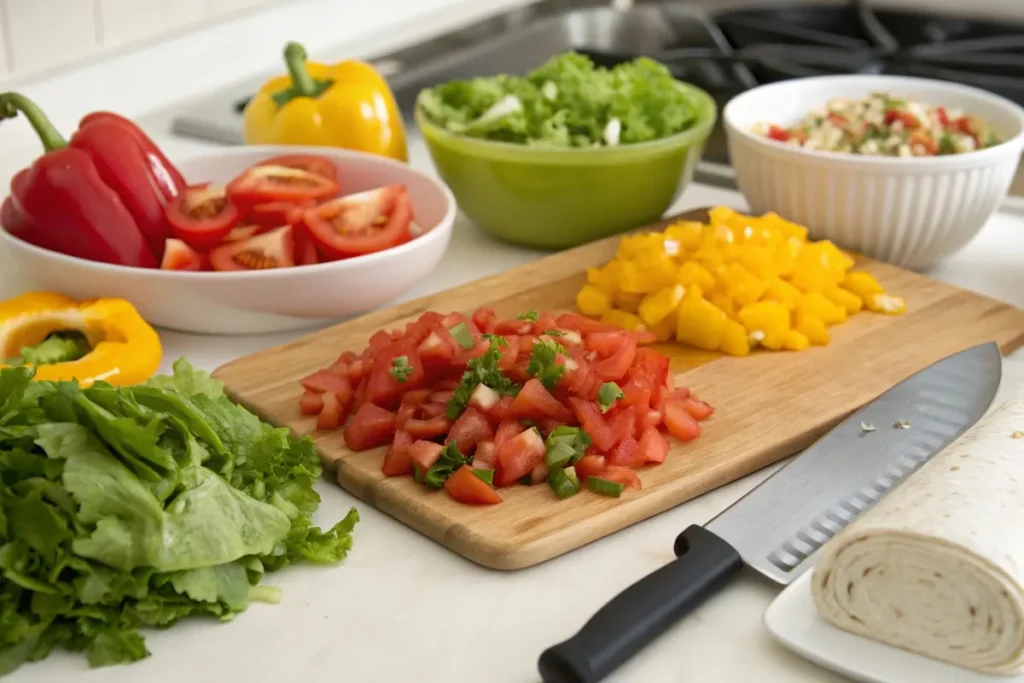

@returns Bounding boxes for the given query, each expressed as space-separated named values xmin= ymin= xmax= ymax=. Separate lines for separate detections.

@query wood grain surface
xmin=213 ymin=209 xmax=1024 ymax=570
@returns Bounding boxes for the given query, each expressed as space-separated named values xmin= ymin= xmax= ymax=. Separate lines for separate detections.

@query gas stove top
xmin=170 ymin=0 xmax=1024 ymax=206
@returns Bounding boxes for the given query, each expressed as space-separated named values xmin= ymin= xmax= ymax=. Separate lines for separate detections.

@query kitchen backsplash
xmin=0 ymin=0 xmax=294 ymax=84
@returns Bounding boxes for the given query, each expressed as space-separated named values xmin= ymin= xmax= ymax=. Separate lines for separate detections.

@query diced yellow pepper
xmin=761 ymin=211 xmax=808 ymax=241
xmin=683 ymin=283 xmax=704 ymax=302
xmin=676 ymin=298 xmax=728 ymax=351
xmin=762 ymin=277 xmax=801 ymax=310
xmin=617 ymin=261 xmax=650 ymax=294
xmin=794 ymin=313 xmax=830 ymax=346
xmin=638 ymin=284 xmax=685 ymax=327
xmin=782 ymin=330 xmax=811 ymax=351
xmin=823 ymin=286 xmax=863 ymax=315
xmin=617 ymin=233 xmax=664 ymax=260
xmin=719 ymin=319 xmax=751 ymax=357
xmin=842 ymin=271 xmax=885 ymax=301
xmin=601 ymin=309 xmax=647 ymax=331
xmin=774 ymin=236 xmax=804 ymax=278
xmin=709 ymin=291 xmax=736 ymax=320
xmin=731 ymin=279 xmax=771 ymax=307
xmin=648 ymin=309 xmax=677 ymax=342
xmin=633 ymin=251 xmax=677 ymax=291
xmin=865 ymin=293 xmax=906 ymax=315
xmin=664 ymin=221 xmax=705 ymax=251
xmin=738 ymin=245 xmax=773 ymax=278
xmin=615 ymin=291 xmax=644 ymax=314
xmin=586 ymin=265 xmax=618 ymax=296
xmin=676 ymin=261 xmax=716 ymax=291
xmin=738 ymin=301 xmax=791 ymax=350
xmin=796 ymin=292 xmax=846 ymax=325
xmin=576 ymin=284 xmax=611 ymax=317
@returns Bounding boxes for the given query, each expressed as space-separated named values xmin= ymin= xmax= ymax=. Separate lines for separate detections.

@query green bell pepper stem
xmin=0 ymin=92 xmax=68 ymax=152
xmin=283 ymin=42 xmax=319 ymax=98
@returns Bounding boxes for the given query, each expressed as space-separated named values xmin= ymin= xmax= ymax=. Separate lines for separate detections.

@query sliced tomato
xmin=603 ymin=464 xmax=642 ymax=491
xmin=299 ymin=391 xmax=324 ymax=415
xmin=495 ymin=427 xmax=546 ymax=486
xmin=409 ymin=440 xmax=443 ymax=470
xmin=468 ymin=384 xmax=501 ymax=413
xmin=344 ymin=403 xmax=397 ymax=450
xmin=224 ymin=224 xmax=262 ymax=242
xmin=300 ymin=369 xmax=353 ymax=396
xmin=574 ymin=454 xmax=606 ymax=482
xmin=418 ymin=330 xmax=458 ymax=368
xmin=317 ymin=393 xmax=344 ymax=430
xmin=592 ymin=333 xmax=638 ymax=382
xmin=555 ymin=313 xmax=619 ymax=335
xmin=444 ymin=465 xmax=502 ymax=505
xmin=511 ymin=378 xmax=573 ymax=423
xmin=663 ymin=399 xmax=701 ymax=442
xmin=401 ymin=389 xmax=432 ymax=406
xmin=445 ymin=407 xmax=494 ymax=455
xmin=637 ymin=426 xmax=669 ymax=464
xmin=396 ymin=402 xmax=417 ymax=429
xmin=382 ymin=430 xmax=414 ymax=476
xmin=766 ymin=124 xmax=790 ymax=142
xmin=419 ymin=402 xmax=447 ymax=419
xmin=404 ymin=415 xmax=451 ymax=440
xmin=165 ymin=185 xmax=241 ymax=250
xmin=293 ymin=228 xmax=319 ymax=266
xmin=632 ymin=348 xmax=671 ymax=387
xmin=247 ymin=200 xmax=313 ymax=228
xmin=494 ymin=419 xmax=525 ymax=452
xmin=430 ymin=390 xmax=455 ymax=404
xmin=472 ymin=307 xmax=498 ymax=333
xmin=488 ymin=396 xmax=515 ymax=423
xmin=607 ymin=435 xmax=642 ymax=468
xmin=365 ymin=339 xmax=425 ymax=409
xmin=257 ymin=153 xmax=339 ymax=183
xmin=160 ymin=238 xmax=204 ymax=271
xmin=568 ymin=397 xmax=616 ymax=453
xmin=531 ymin=462 xmax=549 ymax=485
xmin=620 ymin=378 xmax=653 ymax=410
xmin=681 ymin=396 xmax=714 ymax=421
xmin=302 ymin=185 xmax=413 ymax=259
xmin=473 ymin=440 xmax=498 ymax=469
xmin=494 ymin=319 xmax=532 ymax=335
xmin=227 ymin=164 xmax=340 ymax=207
xmin=209 ymin=226 xmax=295 ymax=271
xmin=607 ymin=406 xmax=637 ymax=447
xmin=639 ymin=408 xmax=663 ymax=432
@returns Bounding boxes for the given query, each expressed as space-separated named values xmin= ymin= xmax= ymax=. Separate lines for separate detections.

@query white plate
xmin=765 ymin=571 xmax=1023 ymax=683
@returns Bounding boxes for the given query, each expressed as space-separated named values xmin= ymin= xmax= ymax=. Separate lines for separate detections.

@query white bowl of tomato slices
xmin=0 ymin=146 xmax=456 ymax=334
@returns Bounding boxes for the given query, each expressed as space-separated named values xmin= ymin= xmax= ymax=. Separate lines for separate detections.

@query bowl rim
xmin=0 ymin=145 xmax=458 ymax=280
xmin=723 ymin=74 xmax=1024 ymax=168
xmin=414 ymin=80 xmax=718 ymax=163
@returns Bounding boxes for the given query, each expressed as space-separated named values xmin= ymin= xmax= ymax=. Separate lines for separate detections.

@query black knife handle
xmin=538 ymin=525 xmax=743 ymax=683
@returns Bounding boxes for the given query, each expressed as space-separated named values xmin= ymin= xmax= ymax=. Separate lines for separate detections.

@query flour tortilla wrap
xmin=810 ymin=396 xmax=1024 ymax=676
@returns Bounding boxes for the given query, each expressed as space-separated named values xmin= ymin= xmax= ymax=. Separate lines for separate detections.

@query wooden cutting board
xmin=213 ymin=208 xmax=1024 ymax=570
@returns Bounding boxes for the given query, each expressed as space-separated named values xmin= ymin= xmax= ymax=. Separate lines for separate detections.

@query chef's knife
xmin=538 ymin=342 xmax=1003 ymax=683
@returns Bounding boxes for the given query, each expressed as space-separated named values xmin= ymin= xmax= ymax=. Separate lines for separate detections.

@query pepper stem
xmin=0 ymin=92 xmax=68 ymax=152
xmin=284 ymin=42 xmax=318 ymax=98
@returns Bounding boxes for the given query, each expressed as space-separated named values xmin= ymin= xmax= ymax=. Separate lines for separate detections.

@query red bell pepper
xmin=70 ymin=111 xmax=186 ymax=258
xmin=0 ymin=93 xmax=160 ymax=268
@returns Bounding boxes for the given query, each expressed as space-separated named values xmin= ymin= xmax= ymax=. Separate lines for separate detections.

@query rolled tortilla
xmin=811 ymin=396 xmax=1024 ymax=676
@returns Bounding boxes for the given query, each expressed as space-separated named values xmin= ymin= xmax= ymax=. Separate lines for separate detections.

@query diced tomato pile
xmin=160 ymin=153 xmax=417 ymax=272
xmin=298 ymin=308 xmax=714 ymax=506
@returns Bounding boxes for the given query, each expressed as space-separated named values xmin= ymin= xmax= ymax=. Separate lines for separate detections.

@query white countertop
xmin=4 ymin=2 xmax=1024 ymax=682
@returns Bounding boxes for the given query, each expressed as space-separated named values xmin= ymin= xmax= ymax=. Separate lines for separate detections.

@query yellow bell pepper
xmin=601 ymin=309 xmax=646 ymax=332
xmin=794 ymin=313 xmax=830 ymax=346
xmin=576 ymin=285 xmax=611 ymax=318
xmin=738 ymin=301 xmax=791 ymax=350
xmin=865 ymin=293 xmax=907 ymax=315
xmin=842 ymin=271 xmax=886 ymax=302
xmin=796 ymin=292 xmax=846 ymax=325
xmin=676 ymin=298 xmax=728 ymax=351
xmin=0 ymin=292 xmax=161 ymax=387
xmin=719 ymin=319 xmax=751 ymax=357
xmin=638 ymin=285 xmax=685 ymax=328
xmin=243 ymin=42 xmax=407 ymax=161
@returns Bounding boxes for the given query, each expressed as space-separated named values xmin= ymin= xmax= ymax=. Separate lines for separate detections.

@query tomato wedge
xmin=165 ymin=185 xmax=241 ymax=250
xmin=224 ymin=224 xmax=262 ymax=242
xmin=227 ymin=164 xmax=340 ymax=207
xmin=209 ymin=226 xmax=295 ymax=271
xmin=511 ymin=378 xmax=573 ymax=422
xmin=344 ymin=403 xmax=397 ymax=450
xmin=603 ymin=464 xmax=642 ymax=491
xmin=160 ymin=238 xmax=204 ymax=271
xmin=663 ymin=399 xmax=701 ymax=442
xmin=302 ymin=185 xmax=413 ymax=259
xmin=445 ymin=407 xmax=494 ymax=455
xmin=256 ymin=154 xmax=339 ymax=183
xmin=495 ymin=427 xmax=546 ymax=486
xmin=247 ymin=200 xmax=313 ymax=228
xmin=444 ymin=465 xmax=502 ymax=505
xmin=382 ymin=430 xmax=414 ymax=476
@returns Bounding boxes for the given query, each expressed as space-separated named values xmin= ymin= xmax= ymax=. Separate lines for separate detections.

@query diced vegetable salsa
xmin=575 ymin=206 xmax=906 ymax=356
xmin=298 ymin=308 xmax=713 ymax=505
xmin=754 ymin=92 xmax=1001 ymax=157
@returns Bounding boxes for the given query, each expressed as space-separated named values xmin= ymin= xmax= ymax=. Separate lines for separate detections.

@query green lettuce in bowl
xmin=416 ymin=52 xmax=716 ymax=248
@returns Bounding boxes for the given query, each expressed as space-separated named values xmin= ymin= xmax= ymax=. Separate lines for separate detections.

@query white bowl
xmin=0 ymin=145 xmax=456 ymax=335
xmin=724 ymin=75 xmax=1024 ymax=270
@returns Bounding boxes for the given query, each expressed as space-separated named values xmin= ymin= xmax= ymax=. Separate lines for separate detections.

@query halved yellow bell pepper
xmin=0 ymin=292 xmax=161 ymax=387
xmin=244 ymin=42 xmax=407 ymax=161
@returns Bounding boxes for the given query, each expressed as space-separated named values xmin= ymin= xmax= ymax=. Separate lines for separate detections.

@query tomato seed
xmin=233 ymin=249 xmax=278 ymax=269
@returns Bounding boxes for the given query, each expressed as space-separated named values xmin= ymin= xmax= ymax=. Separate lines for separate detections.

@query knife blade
xmin=538 ymin=342 xmax=1003 ymax=683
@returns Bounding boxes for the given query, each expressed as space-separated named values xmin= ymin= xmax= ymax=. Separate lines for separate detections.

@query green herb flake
xmin=446 ymin=336 xmax=519 ymax=420
xmin=544 ymin=329 xmax=565 ymax=337
xmin=448 ymin=322 xmax=475 ymax=350
xmin=472 ymin=469 xmax=495 ymax=485
xmin=516 ymin=310 xmax=539 ymax=322
xmin=423 ymin=443 xmax=468 ymax=489
xmin=527 ymin=338 xmax=566 ymax=391
xmin=389 ymin=355 xmax=414 ymax=382
xmin=597 ymin=382 xmax=624 ymax=413
xmin=938 ymin=134 xmax=957 ymax=155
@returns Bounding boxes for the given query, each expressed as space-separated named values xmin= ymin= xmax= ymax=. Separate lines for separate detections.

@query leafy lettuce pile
xmin=0 ymin=359 xmax=358 ymax=674
xmin=416 ymin=51 xmax=702 ymax=147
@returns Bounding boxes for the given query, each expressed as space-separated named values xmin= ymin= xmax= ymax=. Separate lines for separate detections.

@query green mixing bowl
xmin=415 ymin=83 xmax=717 ymax=250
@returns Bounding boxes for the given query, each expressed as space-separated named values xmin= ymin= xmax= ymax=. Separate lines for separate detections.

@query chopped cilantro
xmin=448 ymin=322 xmax=475 ymax=350
xmin=527 ymin=338 xmax=566 ymax=391
xmin=938 ymin=134 xmax=956 ymax=155
xmin=482 ymin=333 xmax=508 ymax=348
xmin=517 ymin=310 xmax=539 ymax=322
xmin=389 ymin=355 xmax=413 ymax=382
xmin=446 ymin=336 xmax=519 ymax=419
xmin=423 ymin=443 xmax=468 ymax=488
xmin=544 ymin=329 xmax=565 ymax=337
xmin=597 ymin=382 xmax=624 ymax=413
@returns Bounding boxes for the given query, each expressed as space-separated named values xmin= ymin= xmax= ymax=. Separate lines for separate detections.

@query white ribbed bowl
xmin=724 ymin=75 xmax=1024 ymax=270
